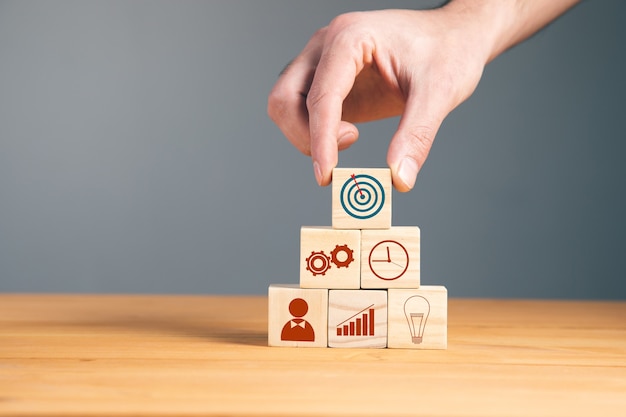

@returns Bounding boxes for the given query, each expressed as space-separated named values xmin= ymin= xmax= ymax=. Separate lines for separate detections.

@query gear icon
xmin=306 ymin=251 xmax=331 ymax=276
xmin=330 ymin=244 xmax=354 ymax=268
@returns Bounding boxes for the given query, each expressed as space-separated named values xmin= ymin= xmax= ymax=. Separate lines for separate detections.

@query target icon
xmin=340 ymin=174 xmax=385 ymax=220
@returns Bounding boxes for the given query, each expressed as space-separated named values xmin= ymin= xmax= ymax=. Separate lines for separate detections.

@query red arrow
xmin=350 ymin=174 xmax=364 ymax=198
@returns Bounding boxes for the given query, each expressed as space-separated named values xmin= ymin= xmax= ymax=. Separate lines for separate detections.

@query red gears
xmin=330 ymin=244 xmax=354 ymax=268
xmin=305 ymin=244 xmax=355 ymax=276
xmin=306 ymin=251 xmax=331 ymax=276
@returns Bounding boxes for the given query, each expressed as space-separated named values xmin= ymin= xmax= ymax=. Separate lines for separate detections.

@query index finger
xmin=306 ymin=25 xmax=371 ymax=186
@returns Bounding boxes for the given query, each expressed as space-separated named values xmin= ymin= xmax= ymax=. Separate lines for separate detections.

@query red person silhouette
xmin=281 ymin=298 xmax=315 ymax=342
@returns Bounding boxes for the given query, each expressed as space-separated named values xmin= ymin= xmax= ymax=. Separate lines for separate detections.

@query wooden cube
xmin=332 ymin=168 xmax=392 ymax=230
xmin=268 ymin=284 xmax=328 ymax=348
xmin=361 ymin=227 xmax=420 ymax=289
xmin=387 ymin=286 xmax=447 ymax=349
xmin=300 ymin=227 xmax=361 ymax=289
xmin=328 ymin=289 xmax=387 ymax=348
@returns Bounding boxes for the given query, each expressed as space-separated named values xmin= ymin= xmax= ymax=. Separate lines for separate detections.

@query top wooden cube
xmin=332 ymin=168 xmax=392 ymax=230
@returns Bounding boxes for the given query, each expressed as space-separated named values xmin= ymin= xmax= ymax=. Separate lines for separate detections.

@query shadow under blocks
xmin=268 ymin=168 xmax=447 ymax=349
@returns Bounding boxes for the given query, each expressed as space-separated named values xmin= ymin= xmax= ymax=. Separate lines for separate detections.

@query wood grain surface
xmin=1 ymin=294 xmax=625 ymax=416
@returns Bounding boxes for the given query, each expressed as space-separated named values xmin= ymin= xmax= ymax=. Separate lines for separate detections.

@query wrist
xmin=442 ymin=0 xmax=580 ymax=63
xmin=437 ymin=0 xmax=513 ymax=66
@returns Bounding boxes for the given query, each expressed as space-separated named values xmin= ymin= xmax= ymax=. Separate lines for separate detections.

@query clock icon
xmin=368 ymin=240 xmax=409 ymax=280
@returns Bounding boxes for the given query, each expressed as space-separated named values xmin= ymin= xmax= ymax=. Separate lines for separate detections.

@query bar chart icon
xmin=336 ymin=304 xmax=375 ymax=336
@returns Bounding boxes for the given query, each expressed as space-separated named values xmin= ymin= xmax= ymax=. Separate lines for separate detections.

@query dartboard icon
xmin=340 ymin=174 xmax=385 ymax=220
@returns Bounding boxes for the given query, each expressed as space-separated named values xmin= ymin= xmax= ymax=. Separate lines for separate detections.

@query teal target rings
xmin=340 ymin=174 xmax=385 ymax=220
xmin=332 ymin=168 xmax=391 ymax=229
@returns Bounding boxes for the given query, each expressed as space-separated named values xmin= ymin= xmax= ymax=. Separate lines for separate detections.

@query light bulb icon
xmin=404 ymin=296 xmax=430 ymax=344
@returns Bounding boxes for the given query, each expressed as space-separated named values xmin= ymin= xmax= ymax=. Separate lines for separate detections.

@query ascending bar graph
xmin=336 ymin=304 xmax=375 ymax=336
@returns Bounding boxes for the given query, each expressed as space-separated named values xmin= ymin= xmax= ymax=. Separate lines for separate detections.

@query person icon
xmin=281 ymin=298 xmax=315 ymax=342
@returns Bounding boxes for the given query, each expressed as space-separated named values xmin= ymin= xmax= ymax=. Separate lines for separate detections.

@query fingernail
xmin=397 ymin=157 xmax=419 ymax=190
xmin=337 ymin=131 xmax=355 ymax=149
xmin=313 ymin=160 xmax=323 ymax=186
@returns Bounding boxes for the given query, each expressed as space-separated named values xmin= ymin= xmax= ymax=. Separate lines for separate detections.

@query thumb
xmin=387 ymin=95 xmax=444 ymax=192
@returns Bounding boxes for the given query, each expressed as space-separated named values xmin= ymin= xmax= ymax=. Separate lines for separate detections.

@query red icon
xmin=335 ymin=304 xmax=375 ymax=337
xmin=330 ymin=244 xmax=354 ymax=268
xmin=404 ymin=296 xmax=430 ymax=344
xmin=281 ymin=298 xmax=315 ymax=342
xmin=350 ymin=173 xmax=365 ymax=198
xmin=305 ymin=244 xmax=354 ymax=276
xmin=305 ymin=251 xmax=331 ymax=276
xmin=368 ymin=240 xmax=409 ymax=280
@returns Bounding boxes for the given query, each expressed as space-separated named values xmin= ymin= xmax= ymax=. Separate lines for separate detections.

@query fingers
xmin=268 ymin=24 xmax=360 ymax=184
xmin=269 ymin=14 xmax=372 ymax=186
xmin=337 ymin=121 xmax=359 ymax=151
xmin=386 ymin=88 xmax=445 ymax=192
xmin=267 ymin=30 xmax=326 ymax=156
xmin=306 ymin=17 xmax=371 ymax=185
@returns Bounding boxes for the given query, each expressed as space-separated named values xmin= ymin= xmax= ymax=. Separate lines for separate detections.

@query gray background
xmin=1 ymin=1 xmax=624 ymax=299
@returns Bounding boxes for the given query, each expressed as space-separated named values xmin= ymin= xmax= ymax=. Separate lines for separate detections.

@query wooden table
xmin=0 ymin=295 xmax=624 ymax=416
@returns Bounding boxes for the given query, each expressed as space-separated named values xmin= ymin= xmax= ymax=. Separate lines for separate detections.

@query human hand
xmin=268 ymin=6 xmax=490 ymax=191
xmin=267 ymin=1 xmax=580 ymax=191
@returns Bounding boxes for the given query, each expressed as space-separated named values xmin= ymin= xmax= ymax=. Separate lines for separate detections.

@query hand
xmin=268 ymin=1 xmax=580 ymax=191
xmin=268 ymin=7 xmax=489 ymax=191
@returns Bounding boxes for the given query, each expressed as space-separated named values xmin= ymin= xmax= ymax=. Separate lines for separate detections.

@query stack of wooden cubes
xmin=268 ymin=168 xmax=447 ymax=349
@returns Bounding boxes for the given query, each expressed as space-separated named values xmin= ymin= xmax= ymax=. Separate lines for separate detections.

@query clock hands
xmin=371 ymin=245 xmax=404 ymax=268
xmin=368 ymin=239 xmax=410 ymax=281
xmin=372 ymin=246 xmax=390 ymax=262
